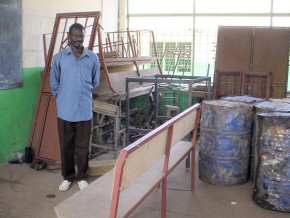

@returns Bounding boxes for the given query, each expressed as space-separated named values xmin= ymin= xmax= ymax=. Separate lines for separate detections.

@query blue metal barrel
xmin=221 ymin=96 xmax=266 ymax=181
xmin=222 ymin=95 xmax=265 ymax=104
xmin=251 ymin=101 xmax=290 ymax=180
xmin=253 ymin=112 xmax=290 ymax=212
xmin=199 ymin=100 xmax=253 ymax=185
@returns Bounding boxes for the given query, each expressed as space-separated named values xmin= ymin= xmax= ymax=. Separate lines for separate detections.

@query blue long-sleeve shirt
xmin=50 ymin=47 xmax=100 ymax=122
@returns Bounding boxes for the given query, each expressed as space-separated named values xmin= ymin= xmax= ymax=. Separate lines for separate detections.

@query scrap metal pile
xmin=29 ymin=11 xmax=212 ymax=162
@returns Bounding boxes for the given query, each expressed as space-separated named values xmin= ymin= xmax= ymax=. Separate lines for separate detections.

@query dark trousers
xmin=57 ymin=118 xmax=92 ymax=181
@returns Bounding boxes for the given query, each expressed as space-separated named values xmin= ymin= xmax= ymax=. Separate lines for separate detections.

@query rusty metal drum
xmin=251 ymin=101 xmax=290 ymax=180
xmin=222 ymin=95 xmax=265 ymax=104
xmin=199 ymin=100 xmax=253 ymax=185
xmin=253 ymin=112 xmax=290 ymax=212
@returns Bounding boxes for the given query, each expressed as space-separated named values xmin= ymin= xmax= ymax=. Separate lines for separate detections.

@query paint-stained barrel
xmin=251 ymin=101 xmax=290 ymax=180
xmin=253 ymin=112 xmax=290 ymax=212
xmin=199 ymin=100 xmax=253 ymax=185
xmin=222 ymin=95 xmax=265 ymax=104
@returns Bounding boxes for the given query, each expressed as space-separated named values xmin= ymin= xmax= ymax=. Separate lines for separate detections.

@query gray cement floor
xmin=0 ymin=161 xmax=289 ymax=218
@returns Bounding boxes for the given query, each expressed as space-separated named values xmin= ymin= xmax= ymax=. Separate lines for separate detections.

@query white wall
xmin=22 ymin=0 xmax=118 ymax=68
xmin=102 ymin=0 xmax=119 ymax=32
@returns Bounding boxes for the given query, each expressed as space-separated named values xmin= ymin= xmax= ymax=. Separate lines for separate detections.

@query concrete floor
xmin=0 ymin=161 xmax=289 ymax=218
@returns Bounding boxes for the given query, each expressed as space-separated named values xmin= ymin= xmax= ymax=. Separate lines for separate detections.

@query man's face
xmin=69 ymin=28 xmax=84 ymax=49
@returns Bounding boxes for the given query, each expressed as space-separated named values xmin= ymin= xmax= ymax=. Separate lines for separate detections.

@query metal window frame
xmin=126 ymin=0 xmax=290 ymax=91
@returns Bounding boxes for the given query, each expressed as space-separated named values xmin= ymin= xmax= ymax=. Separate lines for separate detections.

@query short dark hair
xmin=69 ymin=23 xmax=84 ymax=34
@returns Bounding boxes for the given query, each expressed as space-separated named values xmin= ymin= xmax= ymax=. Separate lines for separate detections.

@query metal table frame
xmin=125 ymin=74 xmax=211 ymax=145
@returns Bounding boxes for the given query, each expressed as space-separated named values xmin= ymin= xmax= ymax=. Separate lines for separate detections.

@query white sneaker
xmin=59 ymin=180 xmax=72 ymax=192
xmin=78 ymin=180 xmax=89 ymax=190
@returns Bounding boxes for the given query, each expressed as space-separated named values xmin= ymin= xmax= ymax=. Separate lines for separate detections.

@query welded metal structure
xmin=30 ymin=11 xmax=162 ymax=162
xmin=125 ymin=74 xmax=211 ymax=144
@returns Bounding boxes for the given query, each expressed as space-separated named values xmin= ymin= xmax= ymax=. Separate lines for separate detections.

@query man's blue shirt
xmin=50 ymin=47 xmax=100 ymax=122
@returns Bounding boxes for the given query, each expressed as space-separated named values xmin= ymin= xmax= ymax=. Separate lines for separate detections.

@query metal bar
xmin=156 ymin=74 xmax=209 ymax=79
xmin=133 ymin=60 xmax=141 ymax=77
xmin=192 ymin=0 xmax=196 ymax=76
xmin=128 ymin=12 xmax=290 ymax=17
xmin=171 ymin=51 xmax=182 ymax=76
xmin=42 ymin=34 xmax=47 ymax=67
xmin=185 ymin=80 xmax=193 ymax=169
xmin=151 ymin=31 xmax=163 ymax=74
xmin=109 ymin=150 xmax=128 ymax=218
xmin=84 ymin=17 xmax=89 ymax=30
xmin=154 ymin=77 xmax=159 ymax=123
xmin=59 ymin=18 xmax=68 ymax=51
xmin=126 ymin=76 xmax=210 ymax=84
xmin=206 ymin=64 xmax=210 ymax=77
xmin=88 ymin=15 xmax=99 ymax=50
xmin=127 ymin=29 xmax=136 ymax=57
xmin=56 ymin=11 xmax=101 ymax=18
xmin=132 ymin=35 xmax=138 ymax=57
xmin=188 ymin=81 xmax=193 ymax=106
xmin=207 ymin=77 xmax=212 ymax=99
xmin=90 ymin=143 xmax=114 ymax=150
xmin=191 ymin=106 xmax=201 ymax=192
xmin=126 ymin=79 xmax=130 ymax=145
xmin=137 ymin=31 xmax=141 ymax=55
xmin=43 ymin=14 xmax=61 ymax=73
xmin=162 ymin=125 xmax=173 ymax=218
xmin=107 ymin=33 xmax=113 ymax=52
xmin=114 ymin=116 xmax=119 ymax=149
xmin=105 ymin=29 xmax=153 ymax=34
xmin=121 ymin=37 xmax=126 ymax=57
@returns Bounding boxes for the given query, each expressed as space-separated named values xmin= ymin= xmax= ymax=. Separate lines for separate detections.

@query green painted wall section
xmin=0 ymin=68 xmax=43 ymax=163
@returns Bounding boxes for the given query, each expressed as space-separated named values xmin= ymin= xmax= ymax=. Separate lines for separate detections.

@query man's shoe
xmin=78 ymin=180 xmax=89 ymax=190
xmin=59 ymin=180 xmax=72 ymax=192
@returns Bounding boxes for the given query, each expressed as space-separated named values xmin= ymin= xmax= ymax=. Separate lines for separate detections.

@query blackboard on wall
xmin=0 ymin=0 xmax=22 ymax=89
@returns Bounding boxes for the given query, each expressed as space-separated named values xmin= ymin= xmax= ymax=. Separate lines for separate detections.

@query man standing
xmin=50 ymin=23 xmax=100 ymax=191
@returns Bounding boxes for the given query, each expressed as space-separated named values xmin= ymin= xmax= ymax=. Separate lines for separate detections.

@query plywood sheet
xmin=252 ymin=28 xmax=290 ymax=97
xmin=38 ymin=97 xmax=60 ymax=161
xmin=171 ymin=110 xmax=196 ymax=145
xmin=30 ymin=94 xmax=50 ymax=150
xmin=215 ymin=27 xmax=252 ymax=73
xmin=121 ymin=128 xmax=168 ymax=189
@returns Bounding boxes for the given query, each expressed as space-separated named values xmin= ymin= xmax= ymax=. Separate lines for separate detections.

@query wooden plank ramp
xmin=55 ymin=141 xmax=192 ymax=218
